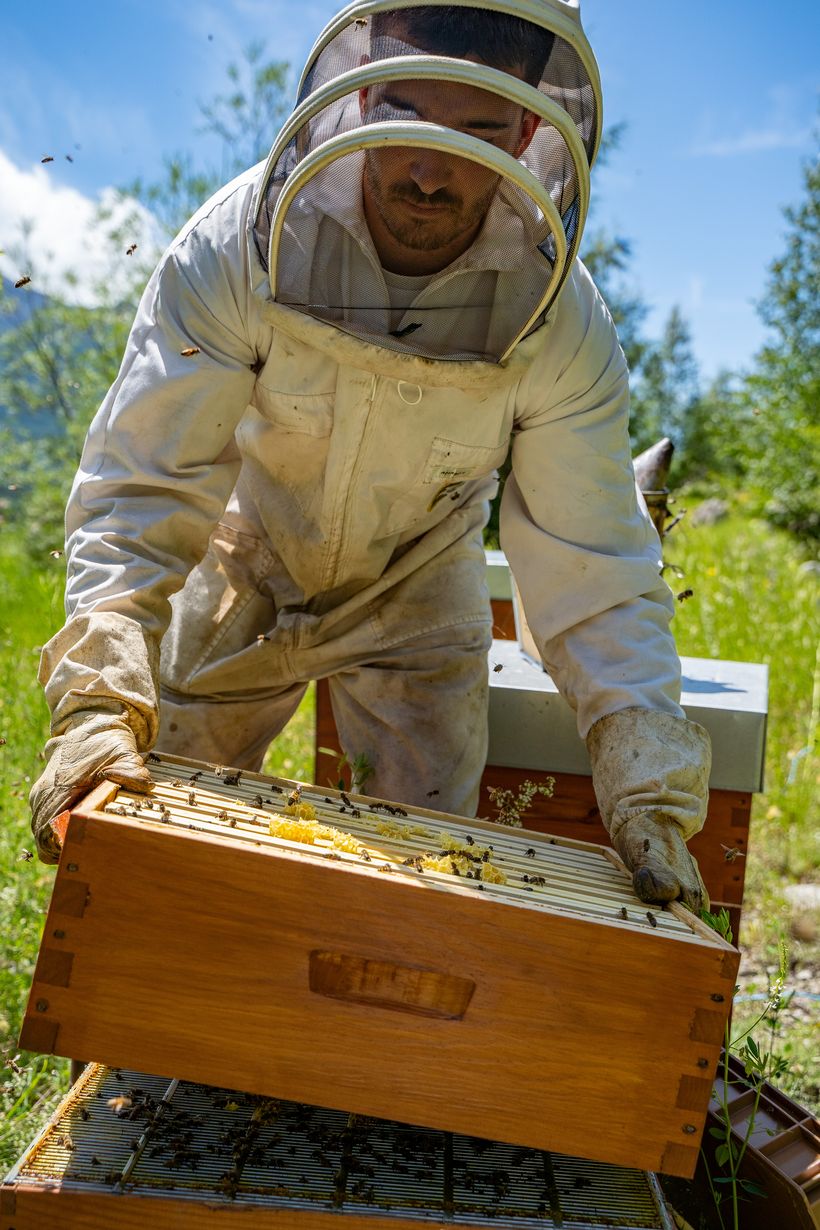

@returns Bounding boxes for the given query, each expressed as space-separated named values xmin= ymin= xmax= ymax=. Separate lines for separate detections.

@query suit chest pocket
xmin=423 ymin=436 xmax=510 ymax=485
xmin=253 ymin=336 xmax=337 ymax=436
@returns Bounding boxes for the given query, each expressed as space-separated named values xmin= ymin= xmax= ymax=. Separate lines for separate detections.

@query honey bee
xmin=180 ymin=346 xmax=201 ymax=357
xmin=426 ymin=789 xmax=439 ymax=798
xmin=646 ymin=911 xmax=658 ymax=928
xmin=125 ymin=243 xmax=137 ymax=256
xmin=618 ymin=906 xmax=628 ymax=920
xmin=525 ymin=847 xmax=536 ymax=858
xmin=107 ymin=1095 xmax=133 ymax=1115
xmin=354 ymin=16 xmax=368 ymax=25
xmin=721 ymin=844 xmax=745 ymax=862
xmin=389 ymin=321 xmax=422 ymax=339
xmin=492 ymin=663 xmax=503 ymax=673
xmin=676 ymin=588 xmax=694 ymax=603
xmin=14 ymin=275 xmax=31 ymax=288
xmin=49 ymin=549 xmax=63 ymax=558
xmin=41 ymin=155 xmax=54 ymax=163
xmin=643 ymin=838 xmax=651 ymax=853
xmin=65 ymin=154 xmax=74 ymax=162
xmin=17 ymin=850 xmax=33 ymax=862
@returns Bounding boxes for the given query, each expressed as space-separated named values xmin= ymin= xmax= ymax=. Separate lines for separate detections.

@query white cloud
xmin=0 ymin=149 xmax=159 ymax=304
xmin=692 ymin=126 xmax=812 ymax=158
xmin=690 ymin=83 xmax=816 ymax=158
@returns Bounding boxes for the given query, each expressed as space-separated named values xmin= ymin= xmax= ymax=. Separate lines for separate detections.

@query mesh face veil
xmin=254 ymin=0 xmax=602 ymax=363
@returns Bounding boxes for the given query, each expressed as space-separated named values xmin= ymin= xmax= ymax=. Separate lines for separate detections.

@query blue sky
xmin=1 ymin=0 xmax=817 ymax=379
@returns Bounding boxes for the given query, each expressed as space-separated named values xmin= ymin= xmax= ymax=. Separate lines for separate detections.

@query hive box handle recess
xmin=309 ymin=950 xmax=476 ymax=1019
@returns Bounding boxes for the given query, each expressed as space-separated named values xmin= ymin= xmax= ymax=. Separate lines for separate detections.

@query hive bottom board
xmin=2 ymin=1065 xmax=676 ymax=1230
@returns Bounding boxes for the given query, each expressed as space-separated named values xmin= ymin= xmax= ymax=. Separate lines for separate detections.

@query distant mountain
xmin=1 ymin=279 xmax=49 ymax=328
xmin=0 ymin=284 xmax=58 ymax=438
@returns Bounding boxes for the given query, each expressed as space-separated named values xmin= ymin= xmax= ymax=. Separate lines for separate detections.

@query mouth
xmin=395 ymin=196 xmax=457 ymax=217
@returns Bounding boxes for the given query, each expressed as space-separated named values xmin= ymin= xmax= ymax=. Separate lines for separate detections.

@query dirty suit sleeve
xmin=500 ymin=261 xmax=684 ymax=743
xmin=41 ymin=186 xmax=259 ymax=739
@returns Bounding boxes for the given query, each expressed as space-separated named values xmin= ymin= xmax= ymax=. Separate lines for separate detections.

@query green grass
xmin=0 ymin=542 xmax=69 ymax=1165
xmin=666 ymin=496 xmax=819 ymax=1109
xmin=667 ymin=498 xmax=818 ymax=889
xmin=0 ymin=501 xmax=817 ymax=1172
xmin=0 ymin=540 xmax=317 ymax=1168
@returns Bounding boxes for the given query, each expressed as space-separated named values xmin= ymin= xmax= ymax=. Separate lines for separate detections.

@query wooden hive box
xmin=1 ymin=1063 xmax=680 ymax=1229
xmin=19 ymin=754 xmax=739 ymax=1179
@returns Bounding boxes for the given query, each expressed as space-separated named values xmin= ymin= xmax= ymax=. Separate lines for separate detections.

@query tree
xmin=0 ymin=46 xmax=290 ymax=552
xmin=127 ymin=42 xmax=291 ymax=239
xmin=738 ymin=142 xmax=819 ymax=541
xmin=581 ymin=123 xmax=649 ymax=374
xmin=629 ymin=305 xmax=701 ymax=465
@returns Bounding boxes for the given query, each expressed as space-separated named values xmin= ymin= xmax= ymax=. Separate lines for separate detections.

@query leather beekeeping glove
xmin=586 ymin=707 xmax=711 ymax=914
xmin=30 ymin=610 xmax=161 ymax=864
xmin=30 ymin=712 xmax=154 ymax=863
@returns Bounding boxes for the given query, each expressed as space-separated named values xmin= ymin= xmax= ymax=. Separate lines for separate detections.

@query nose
xmin=408 ymin=149 xmax=452 ymax=197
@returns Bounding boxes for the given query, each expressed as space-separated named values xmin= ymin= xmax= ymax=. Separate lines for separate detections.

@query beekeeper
xmin=30 ymin=0 xmax=710 ymax=911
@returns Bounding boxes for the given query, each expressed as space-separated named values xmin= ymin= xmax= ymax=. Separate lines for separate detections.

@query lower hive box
xmin=19 ymin=754 xmax=739 ymax=1178
xmin=1 ymin=1064 xmax=677 ymax=1229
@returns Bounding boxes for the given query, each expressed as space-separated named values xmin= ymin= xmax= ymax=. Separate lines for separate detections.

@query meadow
xmin=0 ymin=498 xmax=817 ymax=1172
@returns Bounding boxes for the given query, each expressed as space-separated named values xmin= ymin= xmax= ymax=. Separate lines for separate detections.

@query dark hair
xmin=371 ymin=6 xmax=555 ymax=87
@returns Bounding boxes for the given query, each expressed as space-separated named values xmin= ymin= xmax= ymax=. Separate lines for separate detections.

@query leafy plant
xmin=700 ymin=909 xmax=792 ymax=1230
xmin=318 ymin=747 xmax=375 ymax=795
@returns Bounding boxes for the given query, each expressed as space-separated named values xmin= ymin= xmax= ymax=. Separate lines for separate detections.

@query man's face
xmin=360 ymin=66 xmax=539 ymax=274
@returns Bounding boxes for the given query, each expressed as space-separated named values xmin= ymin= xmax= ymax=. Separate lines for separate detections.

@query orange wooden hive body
xmin=20 ymin=753 xmax=738 ymax=1179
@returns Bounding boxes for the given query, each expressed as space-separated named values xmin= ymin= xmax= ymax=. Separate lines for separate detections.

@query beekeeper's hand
xmin=30 ymin=713 xmax=154 ymax=864
xmin=586 ymin=707 xmax=712 ymax=914
xmin=611 ymin=810 xmax=707 ymax=913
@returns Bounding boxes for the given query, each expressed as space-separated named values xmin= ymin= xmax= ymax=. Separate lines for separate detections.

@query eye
xmin=462 ymin=125 xmax=509 ymax=146
xmin=369 ymin=99 xmax=420 ymax=124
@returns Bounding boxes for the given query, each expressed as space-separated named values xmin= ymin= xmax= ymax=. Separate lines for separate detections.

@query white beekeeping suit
xmin=31 ymin=0 xmax=709 ymax=912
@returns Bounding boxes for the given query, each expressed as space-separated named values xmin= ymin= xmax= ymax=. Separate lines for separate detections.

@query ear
xmin=358 ymin=52 xmax=372 ymax=121
xmin=515 ymin=111 xmax=540 ymax=158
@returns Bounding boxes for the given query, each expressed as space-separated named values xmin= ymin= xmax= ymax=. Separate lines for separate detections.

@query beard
xmin=364 ymin=152 xmax=498 ymax=253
